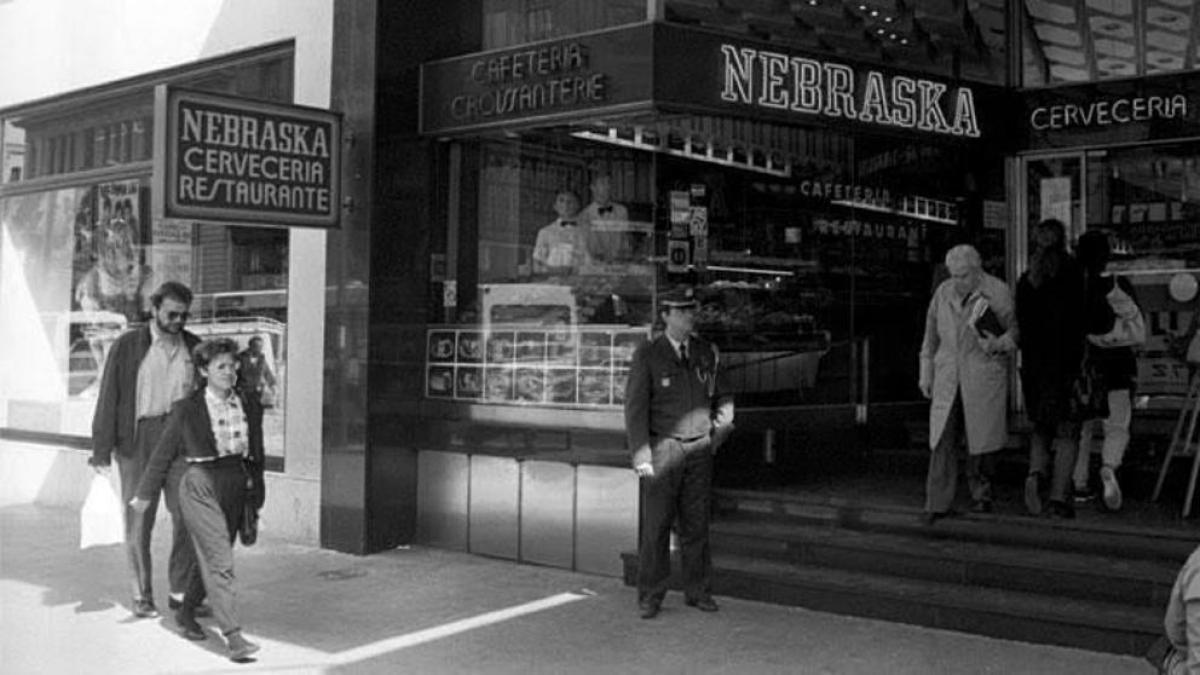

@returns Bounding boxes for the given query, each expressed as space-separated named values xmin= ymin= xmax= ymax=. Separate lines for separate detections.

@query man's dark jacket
xmin=91 ymin=325 xmax=200 ymax=466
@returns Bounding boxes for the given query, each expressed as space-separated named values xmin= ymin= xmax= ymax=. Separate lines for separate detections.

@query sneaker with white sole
xmin=1100 ymin=465 xmax=1122 ymax=511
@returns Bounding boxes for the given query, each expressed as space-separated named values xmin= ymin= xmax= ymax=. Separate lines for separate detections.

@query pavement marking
xmin=329 ymin=590 xmax=592 ymax=666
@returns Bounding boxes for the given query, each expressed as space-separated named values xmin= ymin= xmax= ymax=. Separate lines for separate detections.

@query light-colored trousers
xmin=1073 ymin=388 xmax=1133 ymax=489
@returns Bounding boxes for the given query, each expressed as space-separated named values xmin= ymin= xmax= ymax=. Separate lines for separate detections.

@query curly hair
xmin=150 ymin=281 xmax=194 ymax=308
xmin=192 ymin=338 xmax=239 ymax=370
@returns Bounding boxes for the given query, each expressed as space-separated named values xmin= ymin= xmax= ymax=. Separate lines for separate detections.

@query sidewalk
xmin=0 ymin=504 xmax=1147 ymax=674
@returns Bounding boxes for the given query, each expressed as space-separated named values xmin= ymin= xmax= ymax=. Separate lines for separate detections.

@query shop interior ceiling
xmin=665 ymin=0 xmax=1199 ymax=84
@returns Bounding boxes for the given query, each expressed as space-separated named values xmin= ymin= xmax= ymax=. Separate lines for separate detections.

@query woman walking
xmin=1017 ymin=219 xmax=1087 ymax=519
xmin=133 ymin=337 xmax=265 ymax=661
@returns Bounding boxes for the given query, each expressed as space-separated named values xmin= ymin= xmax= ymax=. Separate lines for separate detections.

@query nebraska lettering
xmin=719 ymin=44 xmax=980 ymax=138
xmin=180 ymin=108 xmax=331 ymax=158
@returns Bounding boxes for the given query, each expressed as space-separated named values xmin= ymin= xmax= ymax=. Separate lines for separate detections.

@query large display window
xmin=0 ymin=46 xmax=294 ymax=467
xmin=424 ymin=115 xmax=1007 ymax=432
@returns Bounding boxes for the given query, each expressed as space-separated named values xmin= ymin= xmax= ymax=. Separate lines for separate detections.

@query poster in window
xmin=427 ymin=365 xmax=454 ymax=397
xmin=579 ymin=369 xmax=612 ymax=405
xmin=487 ymin=331 xmax=515 ymax=363
xmin=515 ymin=367 xmax=545 ymax=402
xmin=456 ymin=366 xmax=483 ymax=398
xmin=458 ymin=331 xmax=483 ymax=362
xmin=485 ymin=366 xmax=514 ymax=401
xmin=428 ymin=331 xmax=456 ymax=362
xmin=547 ymin=368 xmax=577 ymax=403
xmin=143 ymin=218 xmax=194 ymax=312
xmin=73 ymin=180 xmax=145 ymax=321
xmin=580 ymin=331 xmax=613 ymax=366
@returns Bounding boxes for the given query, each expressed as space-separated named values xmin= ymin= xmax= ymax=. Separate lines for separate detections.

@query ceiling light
xmin=884 ymin=16 xmax=893 ymax=22
xmin=900 ymin=38 xmax=909 ymax=44
xmin=870 ymin=10 xmax=879 ymax=17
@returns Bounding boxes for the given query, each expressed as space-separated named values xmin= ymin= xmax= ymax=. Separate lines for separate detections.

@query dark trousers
xmin=925 ymin=393 xmax=995 ymax=513
xmin=115 ymin=415 xmax=197 ymax=600
xmin=638 ymin=437 xmax=713 ymax=603
xmin=179 ymin=457 xmax=247 ymax=635
xmin=1030 ymin=420 xmax=1079 ymax=502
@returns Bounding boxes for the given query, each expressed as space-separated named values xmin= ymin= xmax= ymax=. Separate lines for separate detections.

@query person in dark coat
xmin=89 ymin=281 xmax=201 ymax=619
xmin=625 ymin=286 xmax=735 ymax=620
xmin=1071 ymin=230 xmax=1143 ymax=511
xmin=1017 ymin=219 xmax=1086 ymax=519
xmin=133 ymin=337 xmax=265 ymax=661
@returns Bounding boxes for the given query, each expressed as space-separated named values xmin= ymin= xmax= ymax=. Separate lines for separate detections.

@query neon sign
xmin=1029 ymin=95 xmax=1188 ymax=131
xmin=719 ymin=45 xmax=980 ymax=138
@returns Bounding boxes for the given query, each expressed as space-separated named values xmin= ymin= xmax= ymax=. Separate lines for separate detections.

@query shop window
xmin=0 ymin=45 xmax=294 ymax=467
xmin=1080 ymin=145 xmax=1200 ymax=402
xmin=429 ymin=118 xmax=1006 ymax=425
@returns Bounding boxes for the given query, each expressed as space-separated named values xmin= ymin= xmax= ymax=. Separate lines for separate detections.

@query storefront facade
xmin=6 ymin=1 xmax=1200 ymax=574
xmin=0 ymin=1 xmax=336 ymax=545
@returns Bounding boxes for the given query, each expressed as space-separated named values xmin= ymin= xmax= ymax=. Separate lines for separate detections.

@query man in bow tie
xmin=580 ymin=174 xmax=630 ymax=262
xmin=532 ymin=190 xmax=590 ymax=275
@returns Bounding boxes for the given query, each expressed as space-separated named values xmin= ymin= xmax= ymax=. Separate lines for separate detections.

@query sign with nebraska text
xmin=157 ymin=87 xmax=341 ymax=228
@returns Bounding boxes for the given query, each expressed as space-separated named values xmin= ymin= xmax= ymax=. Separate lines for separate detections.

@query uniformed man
xmin=625 ymin=286 xmax=735 ymax=620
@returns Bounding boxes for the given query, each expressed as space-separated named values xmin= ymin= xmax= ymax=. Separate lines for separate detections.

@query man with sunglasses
xmin=90 ymin=281 xmax=202 ymax=620
xmin=625 ymin=286 xmax=735 ymax=620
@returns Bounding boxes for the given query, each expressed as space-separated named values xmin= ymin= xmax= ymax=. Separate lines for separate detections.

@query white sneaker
xmin=1100 ymin=466 xmax=1122 ymax=511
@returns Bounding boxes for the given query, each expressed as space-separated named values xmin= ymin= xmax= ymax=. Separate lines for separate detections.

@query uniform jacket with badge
xmin=625 ymin=334 xmax=735 ymax=468
xmin=91 ymin=325 xmax=201 ymax=465
xmin=135 ymin=387 xmax=266 ymax=509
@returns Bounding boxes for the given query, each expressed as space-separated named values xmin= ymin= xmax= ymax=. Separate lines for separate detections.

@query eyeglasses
xmin=165 ymin=311 xmax=190 ymax=321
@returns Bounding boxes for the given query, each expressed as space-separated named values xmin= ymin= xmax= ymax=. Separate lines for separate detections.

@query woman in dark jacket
xmin=1017 ymin=219 xmax=1086 ymax=519
xmin=133 ymin=337 xmax=265 ymax=661
xmin=1071 ymin=230 xmax=1141 ymax=511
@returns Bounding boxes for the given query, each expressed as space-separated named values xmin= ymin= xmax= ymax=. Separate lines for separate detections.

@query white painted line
xmin=330 ymin=591 xmax=591 ymax=666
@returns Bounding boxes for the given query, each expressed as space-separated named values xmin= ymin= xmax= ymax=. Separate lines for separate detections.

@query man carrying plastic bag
xmin=80 ymin=470 xmax=123 ymax=549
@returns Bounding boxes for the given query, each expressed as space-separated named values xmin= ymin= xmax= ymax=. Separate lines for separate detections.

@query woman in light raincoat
xmin=918 ymin=244 xmax=1017 ymax=523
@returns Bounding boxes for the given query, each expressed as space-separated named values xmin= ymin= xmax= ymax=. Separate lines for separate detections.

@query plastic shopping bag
xmin=80 ymin=472 xmax=124 ymax=549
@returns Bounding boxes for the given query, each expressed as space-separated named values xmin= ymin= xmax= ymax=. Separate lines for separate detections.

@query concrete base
xmin=415 ymin=450 xmax=637 ymax=577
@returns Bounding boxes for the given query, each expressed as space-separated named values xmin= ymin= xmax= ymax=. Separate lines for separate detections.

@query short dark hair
xmin=193 ymin=338 xmax=239 ymax=370
xmin=151 ymin=281 xmax=193 ymax=308
xmin=248 ymin=336 xmax=263 ymax=347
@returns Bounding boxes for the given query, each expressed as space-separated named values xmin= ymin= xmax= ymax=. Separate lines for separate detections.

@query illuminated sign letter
xmin=917 ymin=80 xmax=949 ymax=133
xmin=859 ymin=71 xmax=891 ymax=124
xmin=720 ymin=44 xmax=757 ymax=103
xmin=790 ymin=57 xmax=822 ymax=114
xmin=757 ymin=50 xmax=790 ymax=109
xmin=891 ymin=77 xmax=917 ymax=127
xmin=951 ymin=88 xmax=980 ymax=137
xmin=823 ymin=63 xmax=856 ymax=119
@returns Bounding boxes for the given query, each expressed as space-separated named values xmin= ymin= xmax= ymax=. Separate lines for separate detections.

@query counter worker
xmin=625 ymin=286 xmax=735 ymax=620
xmin=580 ymin=174 xmax=631 ymax=262
xmin=89 ymin=281 xmax=202 ymax=619
xmin=532 ymin=190 xmax=589 ymax=275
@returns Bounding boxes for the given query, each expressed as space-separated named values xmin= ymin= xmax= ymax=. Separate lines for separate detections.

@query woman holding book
xmin=918 ymin=244 xmax=1017 ymax=523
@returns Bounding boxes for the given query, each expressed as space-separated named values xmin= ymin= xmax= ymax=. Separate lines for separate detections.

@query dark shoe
xmin=175 ymin=610 xmax=206 ymax=641
xmin=685 ymin=596 xmax=719 ymax=612
xmin=168 ymin=596 xmax=213 ymax=618
xmin=638 ymin=599 xmax=661 ymax=620
xmin=969 ymin=499 xmax=993 ymax=514
xmin=1024 ymin=473 xmax=1043 ymax=516
xmin=1072 ymin=486 xmax=1095 ymax=504
xmin=1048 ymin=500 xmax=1076 ymax=519
xmin=226 ymin=630 xmax=260 ymax=662
xmin=131 ymin=598 xmax=160 ymax=619
xmin=919 ymin=511 xmax=949 ymax=526
xmin=1100 ymin=466 xmax=1123 ymax=511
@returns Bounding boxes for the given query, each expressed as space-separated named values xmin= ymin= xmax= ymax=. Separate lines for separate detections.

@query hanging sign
xmin=156 ymin=86 xmax=342 ymax=228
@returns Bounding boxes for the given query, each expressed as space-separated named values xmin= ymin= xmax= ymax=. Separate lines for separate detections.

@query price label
xmin=443 ymin=279 xmax=457 ymax=308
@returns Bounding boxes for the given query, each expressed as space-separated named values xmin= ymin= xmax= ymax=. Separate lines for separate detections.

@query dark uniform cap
xmin=659 ymin=286 xmax=699 ymax=309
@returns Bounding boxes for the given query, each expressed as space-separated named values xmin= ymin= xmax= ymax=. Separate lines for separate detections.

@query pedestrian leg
xmin=925 ymin=393 xmax=964 ymax=514
xmin=677 ymin=446 xmax=713 ymax=601
xmin=638 ymin=440 xmax=682 ymax=604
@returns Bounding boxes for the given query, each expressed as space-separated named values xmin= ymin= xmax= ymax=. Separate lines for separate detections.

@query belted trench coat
xmin=919 ymin=273 xmax=1017 ymax=455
